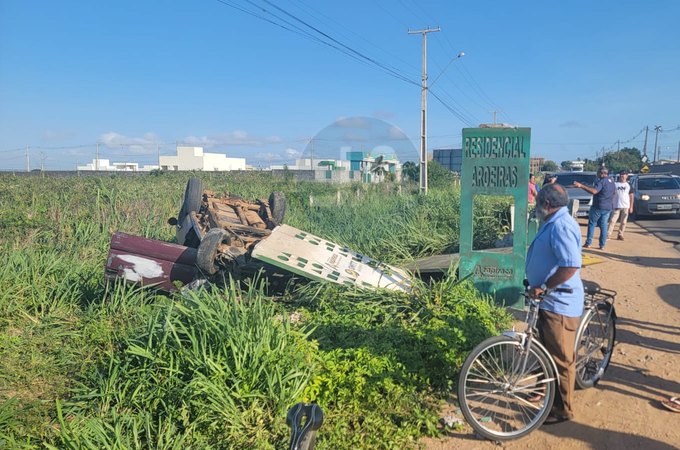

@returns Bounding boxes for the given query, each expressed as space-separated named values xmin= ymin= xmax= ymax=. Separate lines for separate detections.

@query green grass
xmin=0 ymin=172 xmax=512 ymax=449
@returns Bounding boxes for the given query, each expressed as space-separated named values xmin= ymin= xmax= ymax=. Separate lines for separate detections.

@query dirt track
xmin=424 ymin=220 xmax=680 ymax=450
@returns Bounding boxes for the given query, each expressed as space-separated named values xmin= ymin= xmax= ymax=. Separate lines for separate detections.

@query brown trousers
xmin=538 ymin=309 xmax=581 ymax=418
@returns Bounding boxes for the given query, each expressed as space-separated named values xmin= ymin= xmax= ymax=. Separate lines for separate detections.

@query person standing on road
xmin=543 ymin=174 xmax=557 ymax=187
xmin=573 ymin=167 xmax=616 ymax=250
xmin=607 ymin=171 xmax=635 ymax=241
xmin=526 ymin=183 xmax=584 ymax=423
xmin=528 ymin=173 xmax=539 ymax=204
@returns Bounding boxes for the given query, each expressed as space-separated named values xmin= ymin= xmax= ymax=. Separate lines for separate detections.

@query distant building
xmin=346 ymin=151 xmax=401 ymax=182
xmin=270 ymin=151 xmax=402 ymax=183
xmin=432 ymin=148 xmax=463 ymax=173
xmin=530 ymin=157 xmax=545 ymax=174
xmin=159 ymin=146 xmax=246 ymax=171
xmin=650 ymin=161 xmax=680 ymax=176
xmin=77 ymin=159 xmax=158 ymax=172
xmin=569 ymin=160 xmax=586 ymax=172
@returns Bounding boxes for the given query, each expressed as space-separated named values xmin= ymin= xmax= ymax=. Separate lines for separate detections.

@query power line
xmin=216 ymin=0 xmax=419 ymax=87
xmin=659 ymin=125 xmax=680 ymax=133
xmin=262 ymin=0 xmax=418 ymax=85
xmin=428 ymin=89 xmax=474 ymax=127
xmin=290 ymin=0 xmax=420 ymax=73
xmin=429 ymin=87 xmax=478 ymax=126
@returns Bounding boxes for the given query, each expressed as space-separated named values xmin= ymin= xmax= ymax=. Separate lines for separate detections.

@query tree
xmin=401 ymin=161 xmax=418 ymax=183
xmin=541 ymin=160 xmax=559 ymax=172
xmin=427 ymin=160 xmax=455 ymax=188
xmin=560 ymin=160 xmax=573 ymax=171
xmin=369 ymin=155 xmax=388 ymax=182
xmin=583 ymin=159 xmax=599 ymax=171
xmin=601 ymin=147 xmax=643 ymax=173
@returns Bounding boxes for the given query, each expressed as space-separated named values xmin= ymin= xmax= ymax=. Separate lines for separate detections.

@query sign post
xmin=459 ymin=127 xmax=531 ymax=309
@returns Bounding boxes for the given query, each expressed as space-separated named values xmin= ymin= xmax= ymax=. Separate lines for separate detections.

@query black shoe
xmin=543 ymin=413 xmax=571 ymax=425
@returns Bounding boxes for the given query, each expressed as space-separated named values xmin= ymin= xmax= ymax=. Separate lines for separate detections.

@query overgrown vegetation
xmin=0 ymin=172 xmax=512 ymax=449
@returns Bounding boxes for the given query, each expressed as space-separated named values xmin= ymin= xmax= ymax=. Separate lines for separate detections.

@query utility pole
xmin=617 ymin=140 xmax=620 ymax=151
xmin=310 ymin=137 xmax=314 ymax=169
xmin=642 ymin=126 xmax=648 ymax=157
xmin=491 ymin=110 xmax=498 ymax=125
xmin=677 ymin=140 xmax=679 ymax=162
xmin=95 ymin=143 xmax=100 ymax=171
xmin=653 ymin=125 xmax=662 ymax=164
xmin=409 ymin=26 xmax=440 ymax=195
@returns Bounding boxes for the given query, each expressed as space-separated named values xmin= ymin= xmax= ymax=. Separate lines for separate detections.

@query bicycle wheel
xmin=458 ymin=336 xmax=557 ymax=441
xmin=575 ymin=304 xmax=616 ymax=389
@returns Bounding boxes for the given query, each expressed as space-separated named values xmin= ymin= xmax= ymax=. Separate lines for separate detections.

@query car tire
xmin=177 ymin=178 xmax=203 ymax=247
xmin=268 ymin=191 xmax=286 ymax=225
xmin=178 ymin=178 xmax=203 ymax=223
xmin=196 ymin=228 xmax=227 ymax=275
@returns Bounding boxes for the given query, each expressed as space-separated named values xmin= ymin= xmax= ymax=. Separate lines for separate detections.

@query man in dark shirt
xmin=573 ymin=167 xmax=616 ymax=249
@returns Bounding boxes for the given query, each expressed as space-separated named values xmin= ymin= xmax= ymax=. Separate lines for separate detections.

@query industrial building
xmin=432 ymin=148 xmax=463 ymax=173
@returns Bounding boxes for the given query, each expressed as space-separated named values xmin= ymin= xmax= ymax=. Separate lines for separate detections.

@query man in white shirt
xmin=608 ymin=171 xmax=634 ymax=240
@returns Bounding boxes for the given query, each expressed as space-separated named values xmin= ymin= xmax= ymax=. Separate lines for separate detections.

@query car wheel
xmin=268 ymin=191 xmax=286 ymax=225
xmin=178 ymin=178 xmax=203 ymax=224
xmin=177 ymin=178 xmax=203 ymax=246
xmin=196 ymin=228 xmax=227 ymax=275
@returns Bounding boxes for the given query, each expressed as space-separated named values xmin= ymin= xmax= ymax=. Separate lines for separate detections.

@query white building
xmin=77 ymin=159 xmax=159 ymax=172
xmin=271 ymin=158 xmax=351 ymax=171
xmin=569 ymin=160 xmax=586 ymax=172
xmin=270 ymin=152 xmax=402 ymax=183
xmin=159 ymin=146 xmax=246 ymax=171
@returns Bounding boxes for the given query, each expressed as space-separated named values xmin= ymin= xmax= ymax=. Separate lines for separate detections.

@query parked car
xmin=548 ymin=171 xmax=597 ymax=217
xmin=629 ymin=173 xmax=680 ymax=218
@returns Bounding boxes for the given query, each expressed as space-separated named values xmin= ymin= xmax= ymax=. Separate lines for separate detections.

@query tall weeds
xmin=0 ymin=172 xmax=512 ymax=449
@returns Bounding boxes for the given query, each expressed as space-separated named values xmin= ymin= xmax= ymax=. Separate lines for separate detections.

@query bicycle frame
xmin=502 ymin=297 xmax=561 ymax=387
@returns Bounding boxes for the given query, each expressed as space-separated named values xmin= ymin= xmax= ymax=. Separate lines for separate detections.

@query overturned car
xmin=105 ymin=179 xmax=411 ymax=293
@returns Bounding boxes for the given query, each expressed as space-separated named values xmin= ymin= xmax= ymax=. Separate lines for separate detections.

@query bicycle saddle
xmin=287 ymin=402 xmax=324 ymax=450
xmin=582 ymin=280 xmax=601 ymax=295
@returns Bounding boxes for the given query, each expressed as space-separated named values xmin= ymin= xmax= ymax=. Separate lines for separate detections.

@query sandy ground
xmin=424 ymin=219 xmax=680 ymax=450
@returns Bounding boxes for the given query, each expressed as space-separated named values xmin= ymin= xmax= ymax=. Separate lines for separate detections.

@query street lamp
xmin=430 ymin=51 xmax=465 ymax=88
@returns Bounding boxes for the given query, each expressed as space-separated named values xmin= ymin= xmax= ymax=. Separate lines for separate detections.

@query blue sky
xmin=1 ymin=0 xmax=679 ymax=170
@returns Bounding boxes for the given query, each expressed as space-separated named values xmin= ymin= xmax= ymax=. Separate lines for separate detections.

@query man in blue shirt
xmin=526 ymin=183 xmax=584 ymax=423
xmin=573 ymin=167 xmax=616 ymax=250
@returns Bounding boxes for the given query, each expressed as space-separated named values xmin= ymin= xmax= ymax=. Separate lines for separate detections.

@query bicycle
xmin=457 ymin=287 xmax=567 ymax=440
xmin=574 ymin=281 xmax=616 ymax=389
xmin=458 ymin=282 xmax=617 ymax=441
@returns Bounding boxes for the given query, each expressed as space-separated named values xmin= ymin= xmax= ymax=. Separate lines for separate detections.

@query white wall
xmin=159 ymin=146 xmax=246 ymax=171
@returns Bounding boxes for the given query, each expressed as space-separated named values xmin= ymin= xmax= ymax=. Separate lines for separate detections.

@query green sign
xmin=459 ymin=127 xmax=531 ymax=309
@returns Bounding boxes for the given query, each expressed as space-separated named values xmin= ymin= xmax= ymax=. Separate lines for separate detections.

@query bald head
xmin=537 ymin=182 xmax=569 ymax=209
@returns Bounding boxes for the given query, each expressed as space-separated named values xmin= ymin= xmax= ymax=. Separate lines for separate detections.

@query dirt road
xmin=425 ymin=220 xmax=680 ymax=450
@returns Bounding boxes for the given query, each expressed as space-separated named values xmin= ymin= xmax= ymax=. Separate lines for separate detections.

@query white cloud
xmin=373 ymin=110 xmax=395 ymax=120
xmin=284 ymin=148 xmax=302 ymax=158
xmin=334 ymin=117 xmax=372 ymax=129
xmin=182 ymin=131 xmax=283 ymax=147
xmin=98 ymin=131 xmax=160 ymax=154
xmin=42 ymin=129 xmax=75 ymax=142
xmin=559 ymin=120 xmax=585 ymax=128
xmin=247 ymin=147 xmax=302 ymax=166
xmin=387 ymin=125 xmax=409 ymax=140
xmin=96 ymin=130 xmax=284 ymax=156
